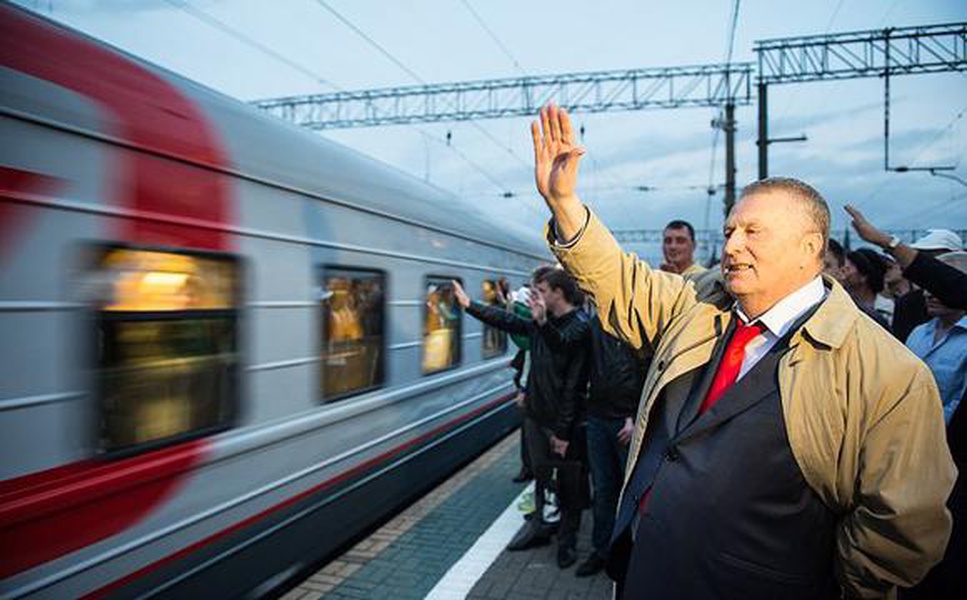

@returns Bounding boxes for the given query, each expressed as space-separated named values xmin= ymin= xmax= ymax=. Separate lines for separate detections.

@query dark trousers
xmin=518 ymin=407 xmax=532 ymax=474
xmin=523 ymin=416 xmax=583 ymax=547
xmin=586 ymin=414 xmax=630 ymax=558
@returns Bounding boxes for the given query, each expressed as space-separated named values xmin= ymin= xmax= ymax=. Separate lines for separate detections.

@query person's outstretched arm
xmin=531 ymin=105 xmax=698 ymax=350
xmin=845 ymin=205 xmax=966 ymax=308
xmin=452 ymin=280 xmax=534 ymax=336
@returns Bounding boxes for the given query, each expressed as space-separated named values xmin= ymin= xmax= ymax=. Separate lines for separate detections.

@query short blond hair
xmin=740 ymin=177 xmax=830 ymax=253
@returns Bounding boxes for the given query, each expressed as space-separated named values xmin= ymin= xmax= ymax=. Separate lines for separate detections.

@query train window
xmin=95 ymin=247 xmax=239 ymax=453
xmin=320 ymin=268 xmax=385 ymax=401
xmin=422 ymin=277 xmax=461 ymax=374
xmin=481 ymin=279 xmax=509 ymax=359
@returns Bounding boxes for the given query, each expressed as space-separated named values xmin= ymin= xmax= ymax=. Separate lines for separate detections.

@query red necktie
xmin=699 ymin=319 xmax=765 ymax=415
xmin=637 ymin=319 xmax=764 ymax=516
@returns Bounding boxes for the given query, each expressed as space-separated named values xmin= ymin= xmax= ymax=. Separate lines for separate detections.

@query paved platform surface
xmin=280 ymin=431 xmax=612 ymax=600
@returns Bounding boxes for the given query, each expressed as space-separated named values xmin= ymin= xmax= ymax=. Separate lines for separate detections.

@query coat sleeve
xmin=465 ymin=301 xmax=534 ymax=336
xmin=553 ymin=325 xmax=590 ymax=442
xmin=836 ymin=363 xmax=956 ymax=599
xmin=547 ymin=208 xmax=698 ymax=352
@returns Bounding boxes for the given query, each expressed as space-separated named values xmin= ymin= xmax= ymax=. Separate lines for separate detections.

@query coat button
xmin=666 ymin=447 xmax=679 ymax=461
xmin=657 ymin=360 xmax=665 ymax=371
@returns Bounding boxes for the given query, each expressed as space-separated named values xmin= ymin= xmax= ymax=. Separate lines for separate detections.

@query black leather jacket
xmin=587 ymin=312 xmax=647 ymax=419
xmin=466 ymin=301 xmax=590 ymax=440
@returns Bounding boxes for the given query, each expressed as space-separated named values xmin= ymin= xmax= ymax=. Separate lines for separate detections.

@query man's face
xmin=534 ymin=281 xmax=563 ymax=314
xmin=662 ymin=227 xmax=695 ymax=267
xmin=884 ymin=261 xmax=903 ymax=287
xmin=721 ymin=191 xmax=822 ymax=313
xmin=823 ymin=250 xmax=844 ymax=282
xmin=925 ymin=291 xmax=963 ymax=321
xmin=840 ymin=258 xmax=862 ymax=291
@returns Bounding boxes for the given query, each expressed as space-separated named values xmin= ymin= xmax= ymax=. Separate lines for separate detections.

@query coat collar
xmin=792 ymin=276 xmax=858 ymax=350
xmin=705 ymin=273 xmax=857 ymax=351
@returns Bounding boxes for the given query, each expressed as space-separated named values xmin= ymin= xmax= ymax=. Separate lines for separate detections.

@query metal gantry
xmin=252 ymin=21 xmax=965 ymax=213
xmin=755 ymin=22 xmax=967 ymax=177
xmin=252 ymin=63 xmax=754 ymax=130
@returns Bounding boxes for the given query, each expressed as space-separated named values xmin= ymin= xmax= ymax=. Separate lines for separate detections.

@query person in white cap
xmin=845 ymin=207 xmax=966 ymax=340
xmin=910 ymin=229 xmax=965 ymax=253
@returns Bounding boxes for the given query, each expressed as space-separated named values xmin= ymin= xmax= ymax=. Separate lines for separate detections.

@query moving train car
xmin=0 ymin=5 xmax=547 ymax=598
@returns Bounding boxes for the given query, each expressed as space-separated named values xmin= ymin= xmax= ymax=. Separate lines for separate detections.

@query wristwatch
xmin=885 ymin=235 xmax=901 ymax=250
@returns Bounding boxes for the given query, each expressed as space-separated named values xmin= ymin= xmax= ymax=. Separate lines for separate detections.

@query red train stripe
xmin=81 ymin=394 xmax=515 ymax=600
xmin=0 ymin=166 xmax=62 ymax=263
xmin=0 ymin=440 xmax=208 ymax=580
xmin=0 ymin=5 xmax=233 ymax=251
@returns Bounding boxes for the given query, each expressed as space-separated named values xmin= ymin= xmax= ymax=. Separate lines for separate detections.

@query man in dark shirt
xmin=575 ymin=311 xmax=646 ymax=577
xmin=453 ymin=267 xmax=591 ymax=569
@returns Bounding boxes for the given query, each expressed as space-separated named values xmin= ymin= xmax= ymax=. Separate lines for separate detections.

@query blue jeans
xmin=586 ymin=414 xmax=630 ymax=557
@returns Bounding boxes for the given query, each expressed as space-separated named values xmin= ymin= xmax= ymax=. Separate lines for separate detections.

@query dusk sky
xmin=16 ymin=0 xmax=966 ymax=261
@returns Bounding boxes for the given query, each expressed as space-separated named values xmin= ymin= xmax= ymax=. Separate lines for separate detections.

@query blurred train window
xmin=95 ymin=247 xmax=239 ymax=453
xmin=423 ymin=277 xmax=462 ymax=374
xmin=481 ymin=279 xmax=508 ymax=359
xmin=320 ymin=268 xmax=385 ymax=401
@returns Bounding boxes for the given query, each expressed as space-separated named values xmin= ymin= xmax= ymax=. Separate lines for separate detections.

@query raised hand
xmin=845 ymin=204 xmax=890 ymax=248
xmin=531 ymin=104 xmax=585 ymax=207
xmin=527 ymin=288 xmax=548 ymax=325
xmin=451 ymin=279 xmax=470 ymax=309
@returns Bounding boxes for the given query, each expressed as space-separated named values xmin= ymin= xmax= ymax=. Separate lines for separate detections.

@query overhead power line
xmin=163 ymin=0 xmax=516 ymax=195
xmin=162 ymin=0 xmax=339 ymax=91
xmin=460 ymin=0 xmax=527 ymax=76
xmin=312 ymin=0 xmax=531 ymax=170
xmin=313 ymin=0 xmax=424 ymax=83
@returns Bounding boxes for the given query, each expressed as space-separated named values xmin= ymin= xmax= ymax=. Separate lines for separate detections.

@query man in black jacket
xmin=453 ymin=267 xmax=591 ymax=569
xmin=574 ymin=311 xmax=647 ymax=577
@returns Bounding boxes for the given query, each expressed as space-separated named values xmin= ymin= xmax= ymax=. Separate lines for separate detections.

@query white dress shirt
xmin=734 ymin=276 xmax=827 ymax=380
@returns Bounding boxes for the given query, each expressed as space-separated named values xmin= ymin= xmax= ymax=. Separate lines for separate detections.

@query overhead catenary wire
xmin=164 ymin=0 xmax=519 ymax=197
xmin=703 ymin=0 xmax=741 ymax=236
xmin=312 ymin=0 xmax=532 ymax=172
xmin=161 ymin=0 xmax=340 ymax=92
xmin=904 ymin=106 xmax=965 ymax=168
xmin=772 ymin=0 xmax=849 ymax=134
xmin=858 ymin=105 xmax=966 ymax=209
xmin=459 ymin=0 xmax=527 ymax=77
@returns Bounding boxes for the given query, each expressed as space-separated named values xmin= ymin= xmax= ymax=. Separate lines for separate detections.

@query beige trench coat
xmin=549 ymin=209 xmax=956 ymax=599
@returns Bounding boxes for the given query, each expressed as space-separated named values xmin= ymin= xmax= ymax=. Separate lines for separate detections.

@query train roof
xmin=9 ymin=5 xmax=550 ymax=262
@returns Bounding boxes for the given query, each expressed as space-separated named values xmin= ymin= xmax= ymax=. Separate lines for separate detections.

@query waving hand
xmin=531 ymin=104 xmax=587 ymax=240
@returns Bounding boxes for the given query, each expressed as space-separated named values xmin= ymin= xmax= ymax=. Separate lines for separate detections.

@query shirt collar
xmin=735 ymin=276 xmax=827 ymax=338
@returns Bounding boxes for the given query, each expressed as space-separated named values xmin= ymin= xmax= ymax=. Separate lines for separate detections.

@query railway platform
xmin=278 ymin=433 xmax=613 ymax=600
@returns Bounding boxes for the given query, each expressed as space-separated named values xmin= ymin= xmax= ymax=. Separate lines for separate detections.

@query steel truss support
xmin=253 ymin=64 xmax=753 ymax=130
xmin=755 ymin=22 xmax=966 ymax=178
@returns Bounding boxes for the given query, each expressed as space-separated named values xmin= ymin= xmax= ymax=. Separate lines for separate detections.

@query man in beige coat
xmin=530 ymin=104 xmax=955 ymax=599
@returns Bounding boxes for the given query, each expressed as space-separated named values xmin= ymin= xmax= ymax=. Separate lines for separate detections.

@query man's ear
xmin=802 ymin=232 xmax=824 ymax=264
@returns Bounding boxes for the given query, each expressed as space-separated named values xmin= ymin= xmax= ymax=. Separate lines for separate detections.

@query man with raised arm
xmin=530 ymin=104 xmax=955 ymax=599
xmin=453 ymin=268 xmax=591 ymax=569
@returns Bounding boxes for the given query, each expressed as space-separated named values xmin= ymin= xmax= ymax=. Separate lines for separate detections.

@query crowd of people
xmin=455 ymin=104 xmax=963 ymax=599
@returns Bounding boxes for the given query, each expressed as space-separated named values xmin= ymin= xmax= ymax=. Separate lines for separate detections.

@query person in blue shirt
xmin=906 ymin=251 xmax=967 ymax=424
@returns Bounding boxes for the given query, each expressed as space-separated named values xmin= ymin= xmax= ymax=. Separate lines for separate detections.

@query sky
xmin=13 ymin=0 xmax=967 ymax=262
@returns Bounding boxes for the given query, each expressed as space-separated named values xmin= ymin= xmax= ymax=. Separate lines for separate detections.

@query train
xmin=0 ymin=4 xmax=548 ymax=598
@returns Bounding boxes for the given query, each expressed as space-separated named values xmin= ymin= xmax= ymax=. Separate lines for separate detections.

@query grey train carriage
xmin=0 ymin=5 xmax=547 ymax=598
